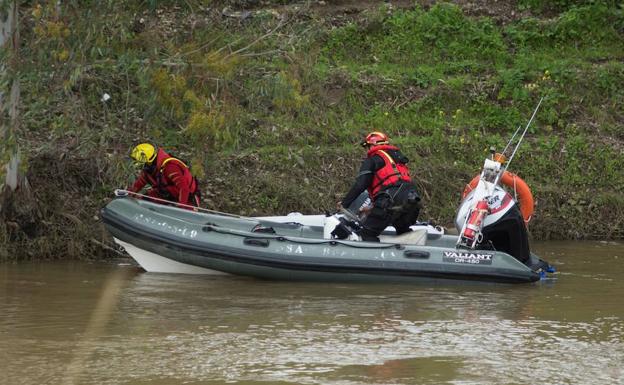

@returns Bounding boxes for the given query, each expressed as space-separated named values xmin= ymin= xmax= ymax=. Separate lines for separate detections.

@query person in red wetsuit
xmin=128 ymin=143 xmax=201 ymax=208
xmin=339 ymin=132 xmax=421 ymax=242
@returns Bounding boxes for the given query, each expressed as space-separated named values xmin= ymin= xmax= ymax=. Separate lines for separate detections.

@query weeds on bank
xmin=11 ymin=1 xmax=624 ymax=258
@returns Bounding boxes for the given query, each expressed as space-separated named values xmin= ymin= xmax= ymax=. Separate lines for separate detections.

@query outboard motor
xmin=455 ymin=98 xmax=555 ymax=272
xmin=455 ymin=183 xmax=530 ymax=264
xmin=455 ymin=151 xmax=533 ymax=264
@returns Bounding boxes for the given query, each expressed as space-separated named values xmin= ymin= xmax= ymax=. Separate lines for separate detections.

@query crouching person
xmin=339 ymin=132 xmax=421 ymax=242
xmin=128 ymin=143 xmax=201 ymax=209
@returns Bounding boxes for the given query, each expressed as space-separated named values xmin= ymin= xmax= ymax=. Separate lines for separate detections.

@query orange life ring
xmin=462 ymin=171 xmax=534 ymax=224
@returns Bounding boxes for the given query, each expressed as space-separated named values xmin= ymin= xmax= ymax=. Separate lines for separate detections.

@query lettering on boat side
xmin=320 ymin=247 xmax=358 ymax=258
xmin=443 ymin=251 xmax=493 ymax=265
xmin=379 ymin=251 xmax=397 ymax=259
xmin=133 ymin=214 xmax=198 ymax=239
xmin=285 ymin=244 xmax=304 ymax=254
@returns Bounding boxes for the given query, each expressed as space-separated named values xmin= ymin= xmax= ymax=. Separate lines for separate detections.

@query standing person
xmin=339 ymin=132 xmax=421 ymax=242
xmin=128 ymin=143 xmax=201 ymax=208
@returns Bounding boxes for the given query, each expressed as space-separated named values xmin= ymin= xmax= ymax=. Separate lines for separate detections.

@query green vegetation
xmin=2 ymin=0 xmax=623 ymax=259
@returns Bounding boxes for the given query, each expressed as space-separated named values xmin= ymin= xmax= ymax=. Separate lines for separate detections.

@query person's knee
xmin=393 ymin=215 xmax=414 ymax=235
xmin=411 ymin=206 xmax=420 ymax=221
xmin=359 ymin=221 xmax=384 ymax=242
xmin=359 ymin=230 xmax=380 ymax=242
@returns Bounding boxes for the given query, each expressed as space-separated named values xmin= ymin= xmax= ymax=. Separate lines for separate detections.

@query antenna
xmin=502 ymin=125 xmax=522 ymax=155
xmin=494 ymin=97 xmax=544 ymax=187
xmin=505 ymin=97 xmax=544 ymax=170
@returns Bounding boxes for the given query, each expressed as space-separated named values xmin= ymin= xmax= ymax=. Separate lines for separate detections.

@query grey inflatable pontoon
xmin=101 ymin=197 xmax=546 ymax=283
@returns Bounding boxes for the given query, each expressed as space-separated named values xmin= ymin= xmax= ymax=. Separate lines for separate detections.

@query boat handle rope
xmin=114 ymin=189 xmax=404 ymax=250
xmin=204 ymin=224 xmax=405 ymax=250
xmin=114 ymin=189 xmax=253 ymax=219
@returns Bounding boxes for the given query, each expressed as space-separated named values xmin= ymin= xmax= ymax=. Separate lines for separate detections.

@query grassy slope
xmin=3 ymin=0 xmax=623 ymax=259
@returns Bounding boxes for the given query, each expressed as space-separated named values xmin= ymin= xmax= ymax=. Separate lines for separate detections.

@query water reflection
xmin=63 ymin=267 xmax=133 ymax=385
xmin=0 ymin=241 xmax=623 ymax=385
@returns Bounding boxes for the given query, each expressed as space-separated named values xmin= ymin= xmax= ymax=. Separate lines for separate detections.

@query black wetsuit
xmin=342 ymin=149 xmax=421 ymax=242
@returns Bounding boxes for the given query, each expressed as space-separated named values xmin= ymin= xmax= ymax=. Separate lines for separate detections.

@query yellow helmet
xmin=130 ymin=143 xmax=157 ymax=164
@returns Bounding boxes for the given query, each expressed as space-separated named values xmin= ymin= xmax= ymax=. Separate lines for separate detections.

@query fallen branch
xmin=89 ymin=237 xmax=127 ymax=258
xmin=223 ymin=18 xmax=288 ymax=60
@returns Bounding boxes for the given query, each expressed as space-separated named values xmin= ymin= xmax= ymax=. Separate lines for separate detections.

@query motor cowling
xmin=455 ymin=186 xmax=530 ymax=263
xmin=455 ymin=187 xmax=514 ymax=231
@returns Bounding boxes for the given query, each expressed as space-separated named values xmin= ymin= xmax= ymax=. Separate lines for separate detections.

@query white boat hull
xmin=114 ymin=238 xmax=228 ymax=275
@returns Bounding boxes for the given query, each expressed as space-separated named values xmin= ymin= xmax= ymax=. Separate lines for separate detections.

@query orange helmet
xmin=361 ymin=131 xmax=389 ymax=147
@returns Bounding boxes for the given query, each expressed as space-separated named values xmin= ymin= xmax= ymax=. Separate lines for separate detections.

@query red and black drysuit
xmin=341 ymin=144 xmax=420 ymax=242
xmin=129 ymin=148 xmax=201 ymax=208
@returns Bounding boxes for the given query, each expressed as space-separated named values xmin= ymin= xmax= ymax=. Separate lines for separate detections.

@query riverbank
xmin=2 ymin=0 xmax=623 ymax=260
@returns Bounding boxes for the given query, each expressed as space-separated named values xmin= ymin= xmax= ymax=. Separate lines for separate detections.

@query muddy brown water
xmin=1 ymin=241 xmax=623 ymax=385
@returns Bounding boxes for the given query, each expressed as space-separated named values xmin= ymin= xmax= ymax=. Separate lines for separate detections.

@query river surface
xmin=1 ymin=241 xmax=623 ymax=385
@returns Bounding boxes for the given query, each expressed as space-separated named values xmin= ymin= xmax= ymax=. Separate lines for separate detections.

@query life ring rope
xmin=462 ymin=171 xmax=534 ymax=224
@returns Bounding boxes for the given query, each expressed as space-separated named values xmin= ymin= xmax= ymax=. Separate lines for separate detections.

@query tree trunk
xmin=1 ymin=1 xmax=39 ymax=259
xmin=0 ymin=0 xmax=21 ymax=213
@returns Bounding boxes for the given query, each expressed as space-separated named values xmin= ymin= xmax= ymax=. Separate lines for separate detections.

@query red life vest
xmin=145 ymin=148 xmax=199 ymax=205
xmin=367 ymin=145 xmax=411 ymax=198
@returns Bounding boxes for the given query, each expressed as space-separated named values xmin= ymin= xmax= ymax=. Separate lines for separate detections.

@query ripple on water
xmin=3 ymin=316 xmax=620 ymax=385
